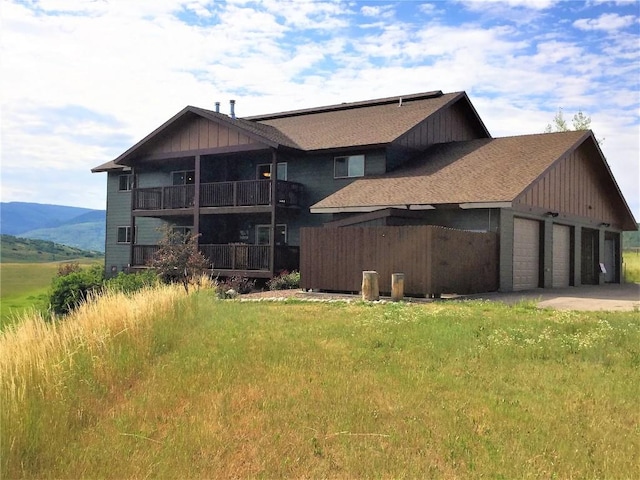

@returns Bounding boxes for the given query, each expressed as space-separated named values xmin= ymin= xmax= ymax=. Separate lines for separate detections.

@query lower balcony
xmin=132 ymin=244 xmax=299 ymax=278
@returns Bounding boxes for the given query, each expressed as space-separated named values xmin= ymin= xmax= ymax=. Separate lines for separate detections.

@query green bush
xmin=216 ymin=276 xmax=255 ymax=298
xmin=267 ymin=270 xmax=300 ymax=290
xmin=105 ymin=270 xmax=159 ymax=294
xmin=49 ymin=265 xmax=104 ymax=316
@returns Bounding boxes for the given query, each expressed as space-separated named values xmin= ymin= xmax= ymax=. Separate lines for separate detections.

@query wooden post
xmin=362 ymin=271 xmax=379 ymax=301
xmin=391 ymin=273 xmax=404 ymax=301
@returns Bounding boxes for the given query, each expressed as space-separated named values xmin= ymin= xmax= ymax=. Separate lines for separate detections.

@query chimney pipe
xmin=215 ymin=101 xmax=220 ymax=113
xmin=230 ymin=99 xmax=236 ymax=119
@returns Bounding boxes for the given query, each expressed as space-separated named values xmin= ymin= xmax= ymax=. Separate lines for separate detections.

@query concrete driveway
xmin=464 ymin=283 xmax=640 ymax=311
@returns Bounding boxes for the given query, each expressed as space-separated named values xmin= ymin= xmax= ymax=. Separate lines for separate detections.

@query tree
xmin=545 ymin=107 xmax=603 ymax=144
xmin=148 ymin=227 xmax=210 ymax=293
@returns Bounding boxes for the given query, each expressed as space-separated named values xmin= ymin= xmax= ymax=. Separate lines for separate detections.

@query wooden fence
xmin=300 ymin=225 xmax=498 ymax=297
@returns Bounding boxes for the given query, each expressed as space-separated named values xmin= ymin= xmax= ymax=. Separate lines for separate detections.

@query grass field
xmin=0 ymin=260 xmax=101 ymax=329
xmin=623 ymin=249 xmax=640 ymax=283
xmin=2 ymin=287 xmax=638 ymax=479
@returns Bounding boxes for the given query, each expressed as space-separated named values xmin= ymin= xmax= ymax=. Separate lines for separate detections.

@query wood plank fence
xmin=300 ymin=225 xmax=498 ymax=297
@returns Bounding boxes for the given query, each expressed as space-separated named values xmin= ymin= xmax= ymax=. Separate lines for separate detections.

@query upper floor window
xmin=172 ymin=170 xmax=195 ymax=185
xmin=117 ymin=226 xmax=134 ymax=244
xmin=118 ymin=174 xmax=133 ymax=191
xmin=334 ymin=155 xmax=364 ymax=178
xmin=257 ymin=162 xmax=287 ymax=181
xmin=256 ymin=224 xmax=287 ymax=245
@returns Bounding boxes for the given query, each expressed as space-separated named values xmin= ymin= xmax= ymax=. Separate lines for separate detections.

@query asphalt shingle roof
xmin=311 ymin=130 xmax=589 ymax=209
xmin=251 ymin=91 xmax=463 ymax=151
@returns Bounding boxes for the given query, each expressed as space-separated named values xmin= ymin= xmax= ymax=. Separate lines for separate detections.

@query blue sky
xmin=1 ymin=0 xmax=639 ymax=218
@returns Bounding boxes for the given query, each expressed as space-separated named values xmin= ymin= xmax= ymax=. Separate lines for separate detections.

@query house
xmin=92 ymin=90 xmax=637 ymax=292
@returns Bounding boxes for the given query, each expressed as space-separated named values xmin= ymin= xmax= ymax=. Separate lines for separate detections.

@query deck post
xmin=269 ymin=149 xmax=277 ymax=275
xmin=194 ymin=154 xmax=200 ymax=239
xmin=362 ymin=271 xmax=379 ymax=301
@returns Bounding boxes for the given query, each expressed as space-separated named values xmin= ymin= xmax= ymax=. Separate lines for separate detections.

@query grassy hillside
xmin=20 ymin=222 xmax=105 ymax=252
xmin=2 ymin=289 xmax=638 ymax=479
xmin=0 ymin=235 xmax=102 ymax=263
xmin=0 ymin=202 xmax=99 ymax=235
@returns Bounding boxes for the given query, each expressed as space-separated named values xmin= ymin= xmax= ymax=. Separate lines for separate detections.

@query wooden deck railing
xmin=134 ymin=180 xmax=303 ymax=211
xmin=132 ymin=244 xmax=300 ymax=273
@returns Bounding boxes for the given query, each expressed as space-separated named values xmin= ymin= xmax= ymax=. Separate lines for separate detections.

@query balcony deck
xmin=133 ymin=180 xmax=303 ymax=213
xmin=132 ymin=244 xmax=299 ymax=277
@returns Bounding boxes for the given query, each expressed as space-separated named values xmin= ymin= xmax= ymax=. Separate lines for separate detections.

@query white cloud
xmin=0 ymin=0 xmax=638 ymax=217
xmin=573 ymin=12 xmax=637 ymax=31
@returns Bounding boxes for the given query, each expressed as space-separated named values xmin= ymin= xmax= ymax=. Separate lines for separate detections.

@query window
xmin=334 ymin=155 xmax=364 ymax=178
xmin=172 ymin=170 xmax=195 ymax=185
xmin=117 ymin=226 xmax=132 ymax=244
xmin=257 ymin=162 xmax=287 ymax=180
xmin=256 ymin=224 xmax=287 ymax=245
xmin=171 ymin=226 xmax=193 ymax=241
xmin=118 ymin=174 xmax=133 ymax=191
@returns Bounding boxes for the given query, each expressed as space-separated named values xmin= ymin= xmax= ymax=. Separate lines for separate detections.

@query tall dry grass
xmin=0 ymin=284 xmax=186 ymax=476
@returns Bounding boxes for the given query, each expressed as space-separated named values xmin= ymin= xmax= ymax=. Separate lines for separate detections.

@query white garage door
xmin=552 ymin=224 xmax=571 ymax=288
xmin=513 ymin=218 xmax=540 ymax=291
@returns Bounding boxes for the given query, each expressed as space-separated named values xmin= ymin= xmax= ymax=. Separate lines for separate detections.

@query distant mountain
xmin=1 ymin=202 xmax=106 ymax=252
xmin=0 ymin=234 xmax=103 ymax=263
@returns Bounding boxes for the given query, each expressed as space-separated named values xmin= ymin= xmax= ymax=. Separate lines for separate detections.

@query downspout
xmin=269 ymin=149 xmax=277 ymax=276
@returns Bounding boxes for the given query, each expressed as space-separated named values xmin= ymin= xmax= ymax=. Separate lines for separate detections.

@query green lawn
xmin=0 ymin=261 xmax=101 ymax=329
xmin=3 ymin=289 xmax=638 ymax=479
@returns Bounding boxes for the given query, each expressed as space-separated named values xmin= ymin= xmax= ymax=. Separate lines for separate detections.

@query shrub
xmin=57 ymin=262 xmax=81 ymax=277
xmin=267 ymin=270 xmax=300 ymax=290
xmin=49 ymin=265 xmax=104 ymax=316
xmin=105 ymin=270 xmax=159 ymax=294
xmin=148 ymin=227 xmax=210 ymax=293
xmin=216 ymin=276 xmax=255 ymax=298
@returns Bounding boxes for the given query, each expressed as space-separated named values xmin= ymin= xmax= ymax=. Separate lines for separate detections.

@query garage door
xmin=513 ymin=218 xmax=540 ymax=291
xmin=552 ymin=224 xmax=571 ymax=288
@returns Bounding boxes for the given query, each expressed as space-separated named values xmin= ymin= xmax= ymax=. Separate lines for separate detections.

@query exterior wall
xmin=515 ymin=141 xmax=627 ymax=230
xmin=104 ymin=171 xmax=133 ymax=276
xmin=394 ymin=99 xmax=487 ymax=151
xmin=499 ymin=207 xmax=622 ymax=291
xmin=283 ymin=149 xmax=387 ymax=246
xmin=141 ymin=116 xmax=258 ymax=156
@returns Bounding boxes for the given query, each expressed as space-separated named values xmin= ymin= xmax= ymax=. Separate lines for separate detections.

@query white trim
xmin=459 ymin=202 xmax=512 ymax=209
xmin=407 ymin=204 xmax=436 ymax=211
xmin=310 ymin=204 xmax=436 ymax=214
xmin=311 ymin=206 xmax=386 ymax=214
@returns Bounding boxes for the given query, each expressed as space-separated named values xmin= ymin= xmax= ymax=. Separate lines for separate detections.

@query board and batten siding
xmin=394 ymin=100 xmax=487 ymax=151
xmin=140 ymin=116 xmax=260 ymax=157
xmin=515 ymin=142 xmax=623 ymax=228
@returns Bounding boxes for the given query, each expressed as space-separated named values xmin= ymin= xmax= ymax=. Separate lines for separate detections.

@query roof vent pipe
xmin=215 ymin=102 xmax=220 ymax=113
xmin=230 ymin=99 xmax=236 ymax=119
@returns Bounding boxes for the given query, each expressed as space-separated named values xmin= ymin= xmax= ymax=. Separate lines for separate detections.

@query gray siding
xmin=104 ymin=172 xmax=133 ymax=275
xmin=282 ymin=149 xmax=386 ymax=246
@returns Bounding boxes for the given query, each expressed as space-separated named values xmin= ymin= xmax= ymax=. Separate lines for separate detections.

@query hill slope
xmin=1 ymin=202 xmax=105 ymax=252
xmin=0 ymin=234 xmax=103 ymax=263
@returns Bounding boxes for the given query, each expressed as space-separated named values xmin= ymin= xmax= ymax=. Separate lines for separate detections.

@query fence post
xmin=362 ymin=271 xmax=379 ymax=301
xmin=391 ymin=273 xmax=404 ymax=301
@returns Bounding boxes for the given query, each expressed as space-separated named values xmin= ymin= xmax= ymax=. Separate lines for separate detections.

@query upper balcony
xmin=133 ymin=179 xmax=303 ymax=214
